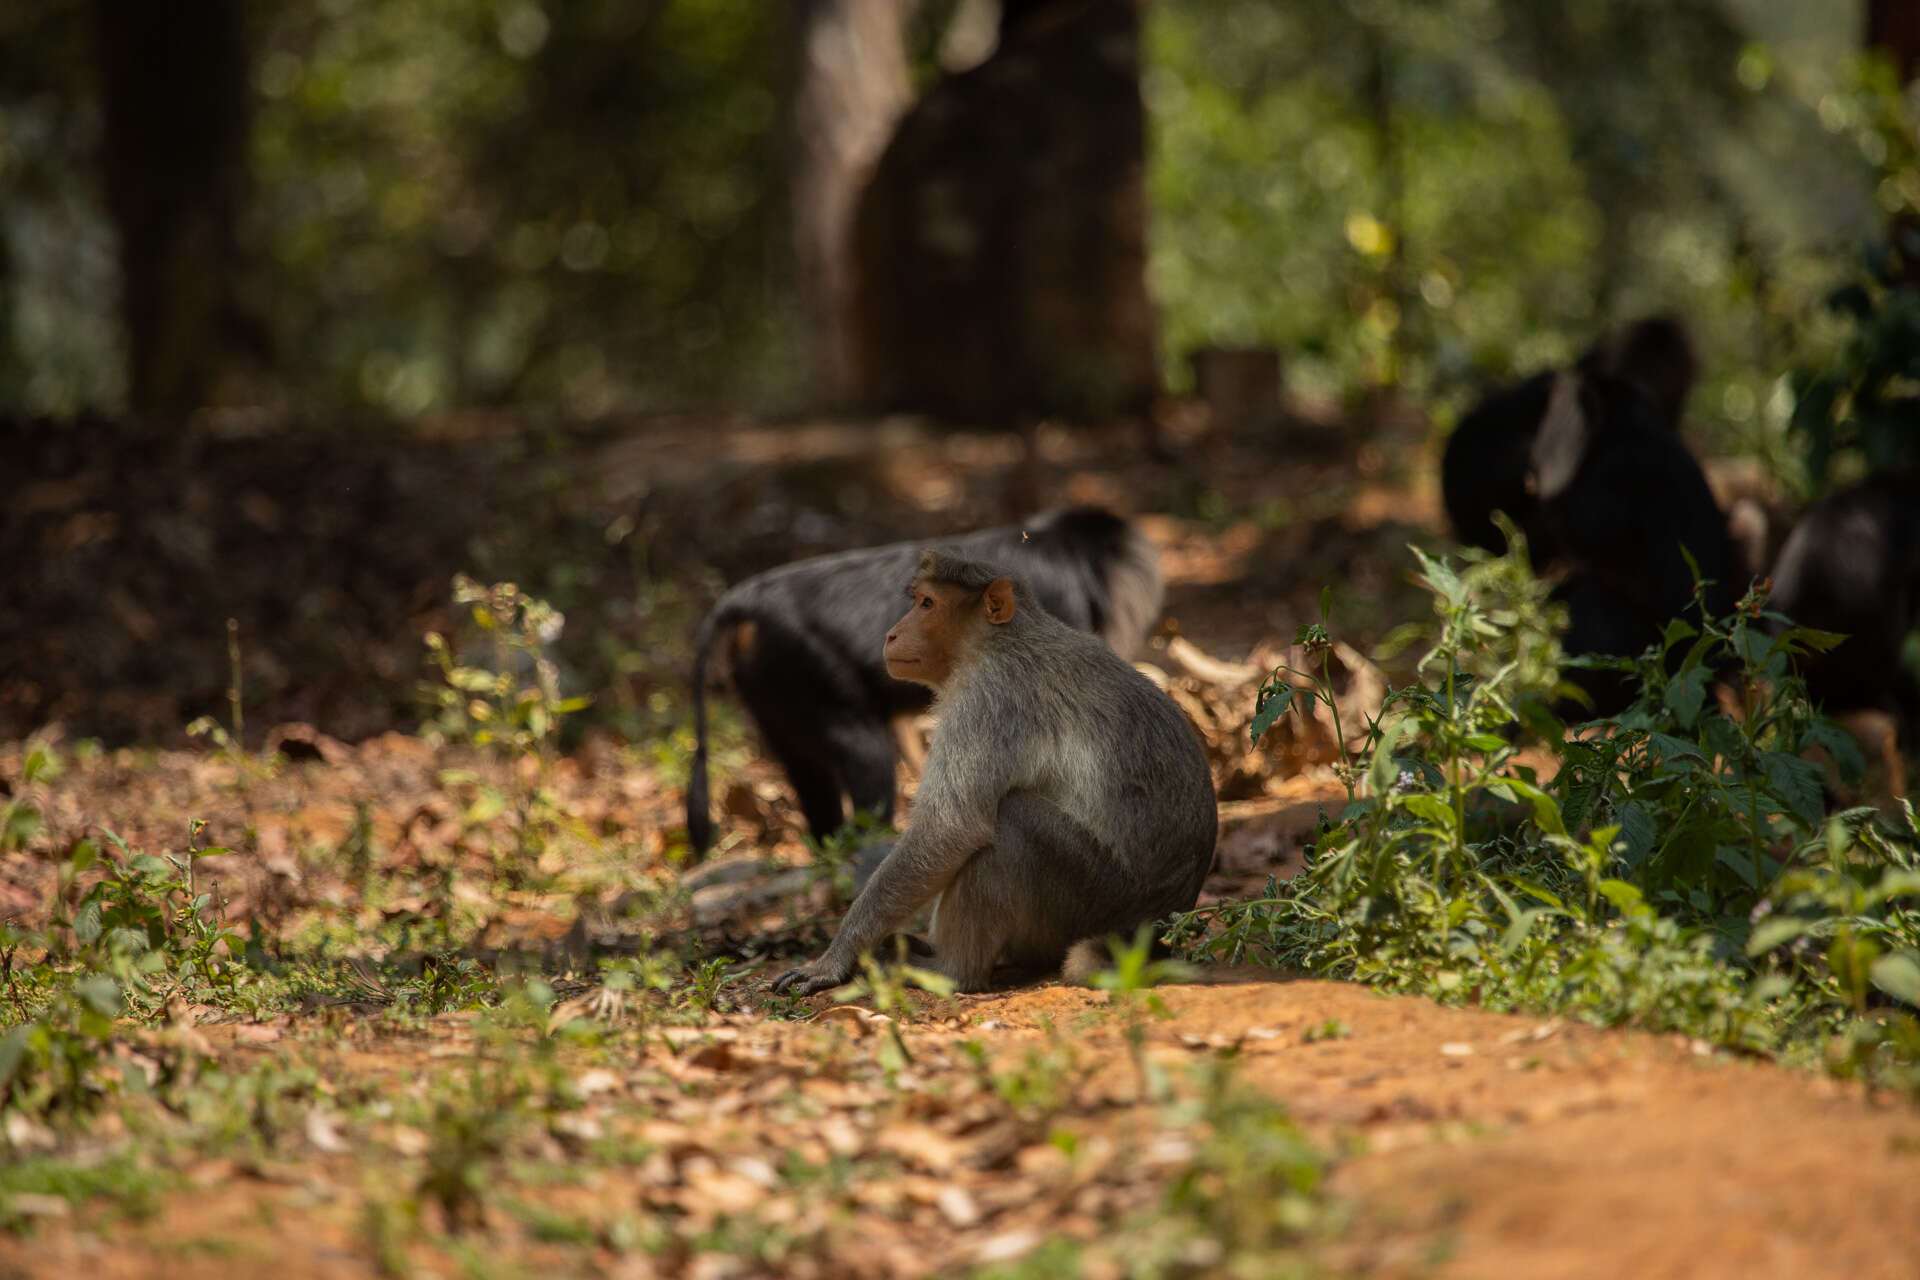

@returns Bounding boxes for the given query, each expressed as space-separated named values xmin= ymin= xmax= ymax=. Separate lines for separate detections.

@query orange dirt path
xmin=993 ymin=979 xmax=1920 ymax=1278
xmin=1 ymin=978 xmax=1915 ymax=1278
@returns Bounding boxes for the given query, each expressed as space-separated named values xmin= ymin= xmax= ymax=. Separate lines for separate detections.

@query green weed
xmin=1179 ymin=542 xmax=1920 ymax=1090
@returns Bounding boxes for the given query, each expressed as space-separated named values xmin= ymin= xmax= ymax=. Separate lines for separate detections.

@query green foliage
xmin=1084 ymin=924 xmax=1196 ymax=1103
xmin=1252 ymin=587 xmax=1367 ymax=800
xmin=421 ymin=575 xmax=588 ymax=757
xmin=1147 ymin=0 xmax=1864 ymax=440
xmin=249 ymin=0 xmax=796 ymax=416
xmin=802 ymin=811 xmax=897 ymax=903
xmin=1126 ymin=1060 xmax=1327 ymax=1278
xmin=1179 ymin=544 xmax=1920 ymax=1089
xmin=421 ymin=576 xmax=595 ymax=882
xmin=835 ymin=948 xmax=956 ymax=1081
xmin=0 ymin=973 xmax=125 ymax=1121
xmin=0 ymin=1150 xmax=165 ymax=1230
xmin=0 ymin=742 xmax=61 ymax=854
xmin=1 ymin=823 xmax=248 ymax=1122
xmin=1084 ymin=924 xmax=1197 ymax=996
xmin=973 ymin=1052 xmax=1332 ymax=1279
xmin=678 ymin=956 xmax=739 ymax=1014
xmin=961 ymin=1023 xmax=1089 ymax=1143
xmin=0 ymin=0 xmax=1880 ymax=432
xmin=1786 ymin=57 xmax=1920 ymax=490
xmin=50 ymin=824 xmax=242 ymax=991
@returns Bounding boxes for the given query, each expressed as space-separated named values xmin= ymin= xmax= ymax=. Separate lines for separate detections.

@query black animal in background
xmin=1441 ymin=317 xmax=1734 ymax=715
xmin=1527 ymin=371 xmax=1737 ymax=713
xmin=1768 ymin=472 xmax=1920 ymax=729
xmin=1441 ymin=314 xmax=1697 ymax=559
xmin=685 ymin=507 xmax=1163 ymax=855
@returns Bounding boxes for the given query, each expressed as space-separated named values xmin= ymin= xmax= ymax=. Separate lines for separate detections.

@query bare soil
xmin=1 ymin=981 xmax=1915 ymax=1278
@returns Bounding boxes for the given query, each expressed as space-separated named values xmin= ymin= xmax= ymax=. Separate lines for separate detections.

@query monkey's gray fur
xmin=771 ymin=551 xmax=1218 ymax=996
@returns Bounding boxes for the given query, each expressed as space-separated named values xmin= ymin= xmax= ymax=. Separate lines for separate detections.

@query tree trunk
xmin=1868 ymin=0 xmax=1920 ymax=81
xmin=1363 ymin=23 xmax=1407 ymax=388
xmin=91 ymin=0 xmax=250 ymax=419
xmin=790 ymin=0 xmax=914 ymax=409
xmin=851 ymin=0 xmax=1157 ymax=424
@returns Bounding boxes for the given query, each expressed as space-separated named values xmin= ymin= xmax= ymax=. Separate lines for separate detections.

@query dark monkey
xmin=1768 ymin=472 xmax=1920 ymax=729
xmin=1441 ymin=317 xmax=1732 ymax=716
xmin=1527 ymin=370 xmax=1736 ymax=715
xmin=686 ymin=508 xmax=1162 ymax=854
xmin=770 ymin=551 xmax=1218 ymax=996
xmin=1442 ymin=314 xmax=1697 ymax=558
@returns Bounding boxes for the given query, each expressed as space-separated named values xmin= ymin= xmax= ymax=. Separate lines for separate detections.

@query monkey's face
xmin=885 ymin=575 xmax=1019 ymax=688
xmin=885 ymin=581 xmax=973 ymax=688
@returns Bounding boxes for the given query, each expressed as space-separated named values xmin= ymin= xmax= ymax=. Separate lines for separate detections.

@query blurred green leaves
xmin=246 ymin=0 xmax=796 ymax=418
xmin=0 ymin=0 xmax=1893 ymax=429
xmin=1146 ymin=0 xmax=1870 ymax=453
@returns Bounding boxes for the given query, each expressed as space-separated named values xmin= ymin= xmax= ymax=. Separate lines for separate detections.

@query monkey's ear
xmin=982 ymin=578 xmax=1017 ymax=625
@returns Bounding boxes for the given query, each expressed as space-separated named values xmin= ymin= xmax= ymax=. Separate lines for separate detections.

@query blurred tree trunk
xmin=790 ymin=0 xmax=914 ymax=409
xmin=850 ymin=0 xmax=1157 ymax=425
xmin=91 ymin=0 xmax=251 ymax=418
xmin=1868 ymin=0 xmax=1920 ymax=80
xmin=1362 ymin=23 xmax=1406 ymax=389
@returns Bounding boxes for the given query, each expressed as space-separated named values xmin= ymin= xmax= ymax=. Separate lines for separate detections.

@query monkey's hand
xmin=769 ymin=955 xmax=853 ymax=998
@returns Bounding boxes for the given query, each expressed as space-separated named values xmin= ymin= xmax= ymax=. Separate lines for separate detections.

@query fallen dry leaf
xmin=877 ymin=1122 xmax=967 ymax=1175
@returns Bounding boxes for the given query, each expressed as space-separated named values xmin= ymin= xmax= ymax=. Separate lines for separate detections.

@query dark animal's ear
xmin=982 ymin=579 xmax=1017 ymax=625
xmin=1530 ymin=371 xmax=1591 ymax=501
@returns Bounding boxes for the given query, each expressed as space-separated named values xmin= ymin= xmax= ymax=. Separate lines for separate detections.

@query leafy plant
xmin=679 ymin=956 xmax=739 ymax=1014
xmin=1252 ymin=588 xmax=1361 ymax=801
xmin=834 ymin=948 xmax=956 ymax=1081
xmin=963 ymin=1021 xmax=1090 ymax=1145
xmin=421 ymin=576 xmax=595 ymax=881
xmin=1179 ymin=542 xmax=1920 ymax=1088
xmin=421 ymin=576 xmax=589 ymax=759
xmin=1133 ymin=1057 xmax=1329 ymax=1277
xmin=0 ymin=974 xmax=125 ymax=1120
xmin=50 ymin=825 xmax=242 ymax=994
xmin=1 ymin=742 xmax=61 ymax=854
xmin=1787 ymin=56 xmax=1920 ymax=491
xmin=1084 ymin=925 xmax=1196 ymax=1102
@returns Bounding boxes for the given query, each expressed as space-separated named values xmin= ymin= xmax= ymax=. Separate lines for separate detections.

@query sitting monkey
xmin=771 ymin=551 xmax=1219 ymax=996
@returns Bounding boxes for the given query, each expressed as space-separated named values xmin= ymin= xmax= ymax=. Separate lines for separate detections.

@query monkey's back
xmin=949 ymin=614 xmax=1218 ymax=908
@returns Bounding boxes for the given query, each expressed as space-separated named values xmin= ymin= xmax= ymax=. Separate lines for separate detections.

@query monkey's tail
xmin=1061 ymin=928 xmax=1184 ymax=987
xmin=1061 ymin=940 xmax=1111 ymax=987
xmin=685 ymin=598 xmax=736 ymax=857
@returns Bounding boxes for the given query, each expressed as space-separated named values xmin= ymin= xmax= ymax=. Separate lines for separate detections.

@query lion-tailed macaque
xmin=1527 ymin=369 xmax=1736 ymax=714
xmin=770 ymin=551 xmax=1217 ymax=996
xmin=1441 ymin=314 xmax=1698 ymax=558
xmin=1441 ymin=316 xmax=1732 ymax=716
xmin=686 ymin=508 xmax=1162 ymax=855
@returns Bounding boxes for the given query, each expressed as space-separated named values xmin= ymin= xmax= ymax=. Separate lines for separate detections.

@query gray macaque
xmin=770 ymin=551 xmax=1219 ymax=996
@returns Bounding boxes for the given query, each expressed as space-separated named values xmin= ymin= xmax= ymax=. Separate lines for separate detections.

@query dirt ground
xmin=1 ymin=980 xmax=1915 ymax=1278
